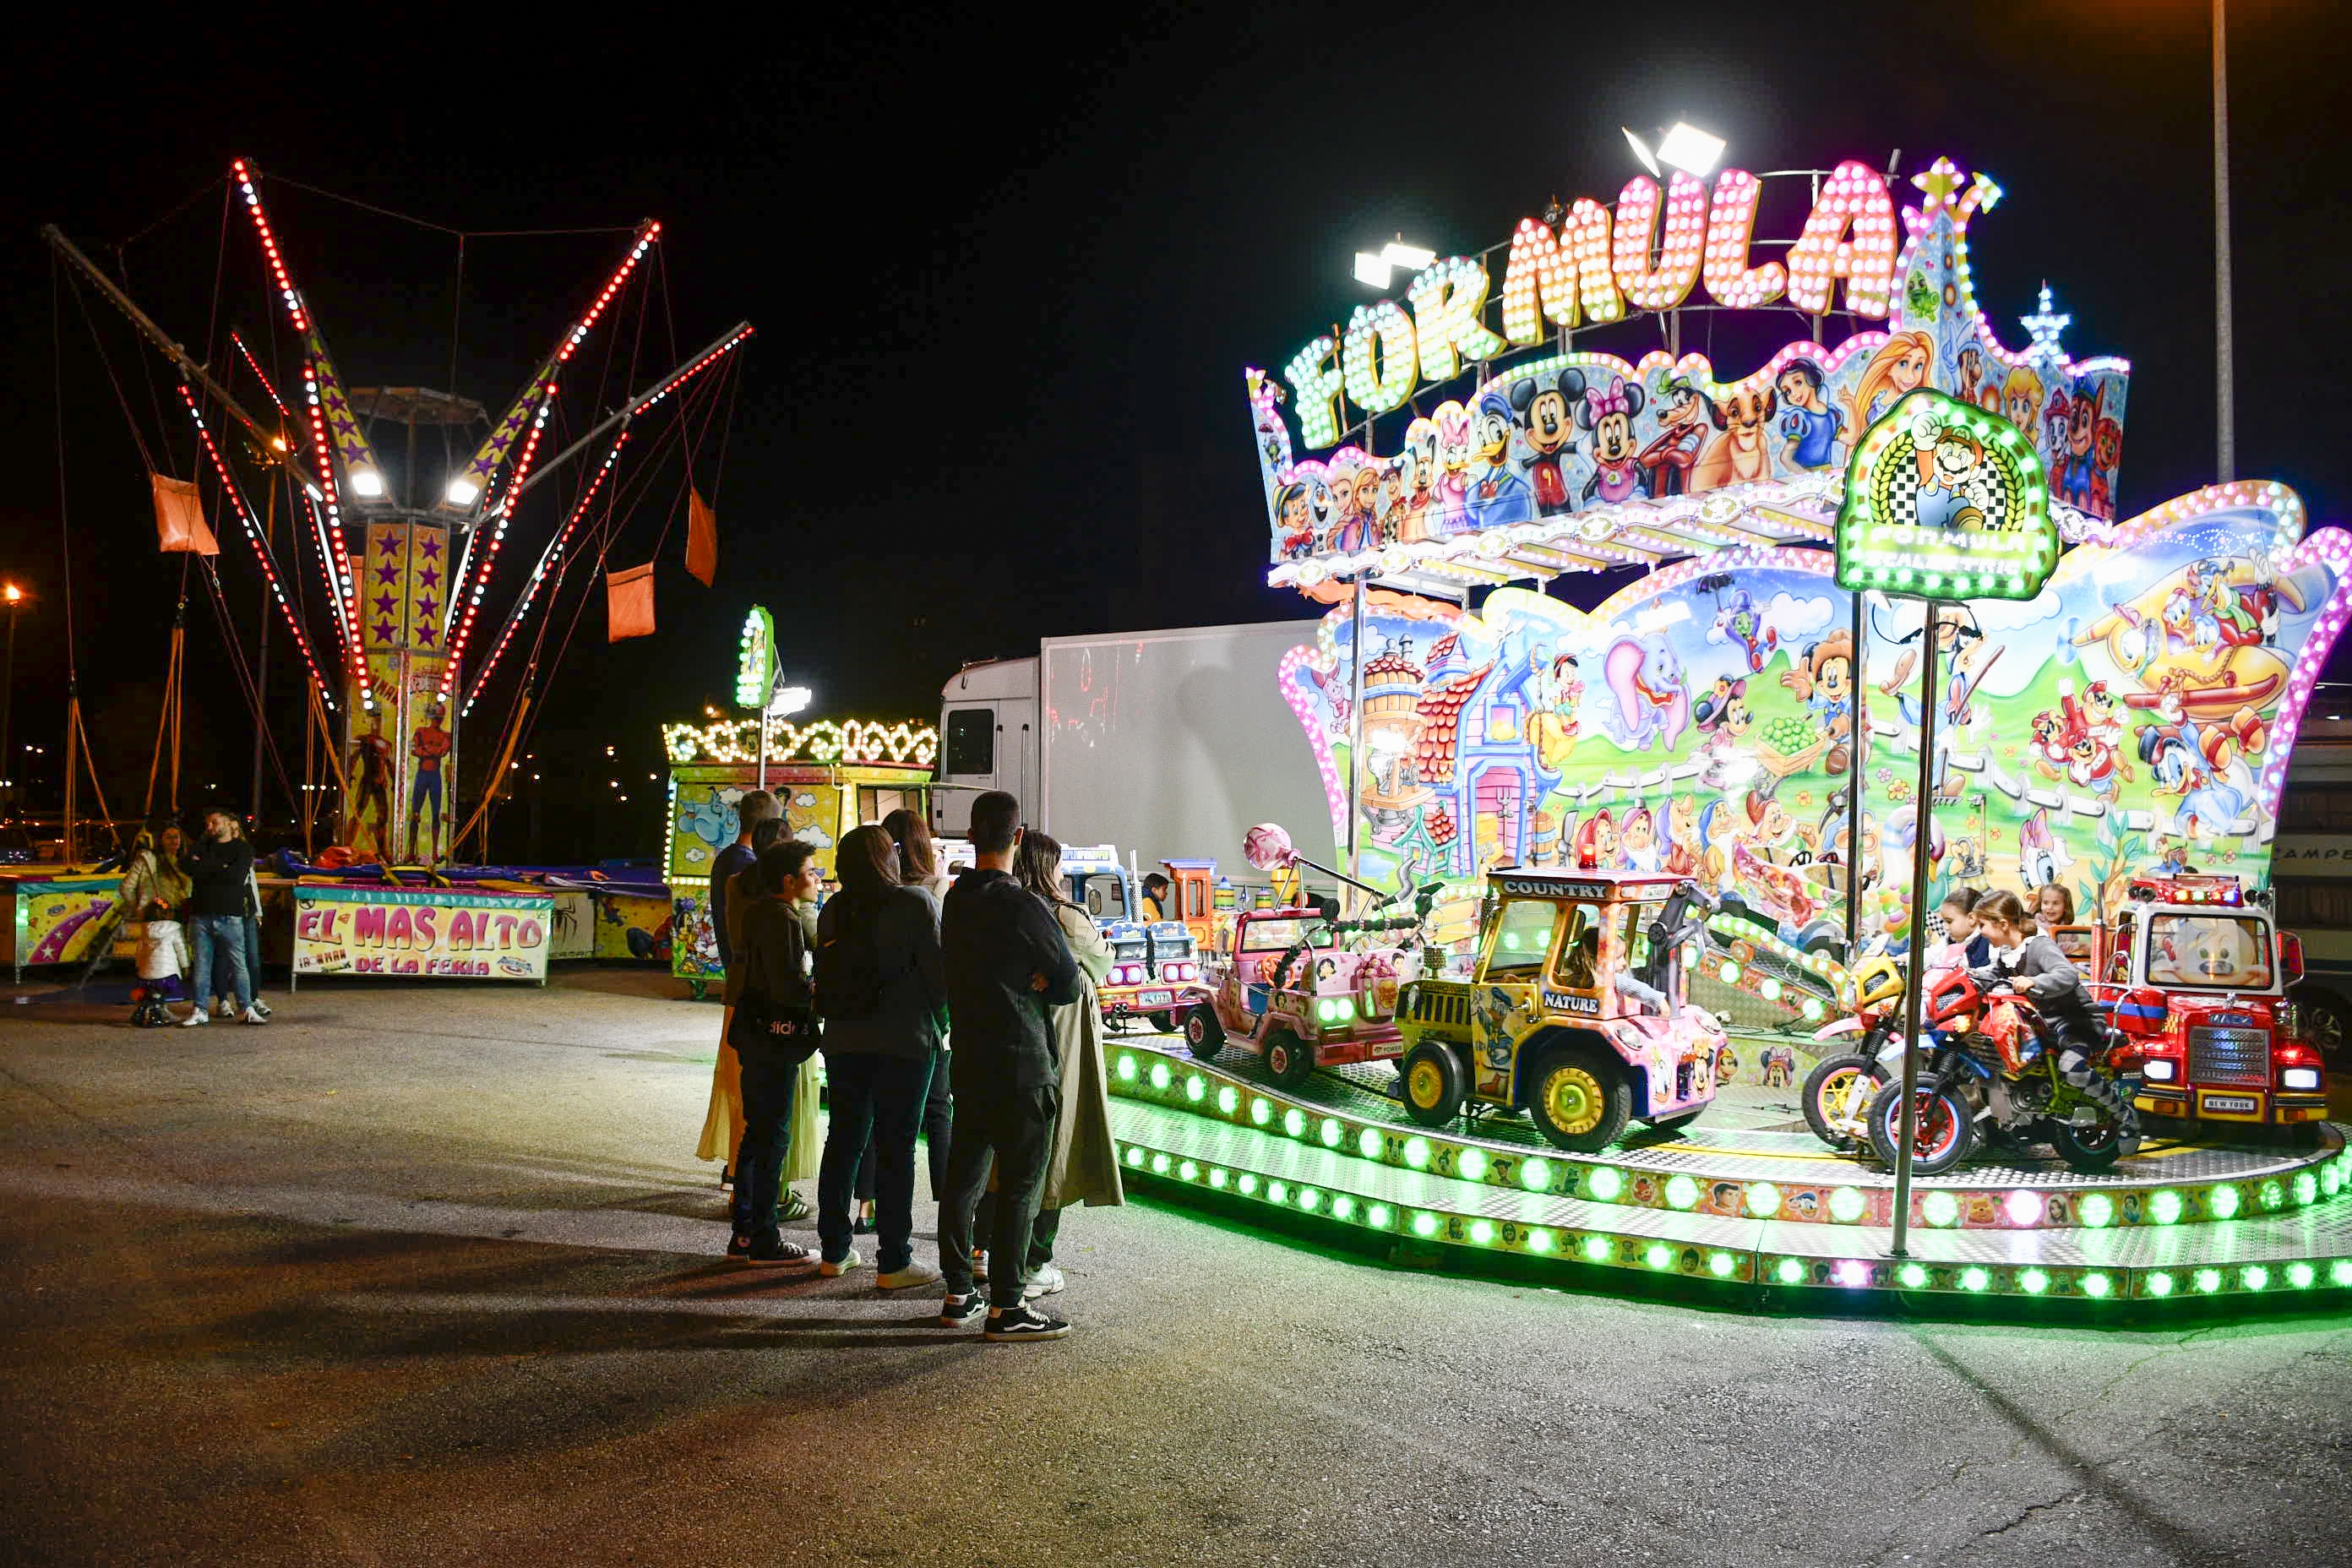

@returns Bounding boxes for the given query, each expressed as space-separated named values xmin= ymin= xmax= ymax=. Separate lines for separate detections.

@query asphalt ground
xmin=3 ymin=968 xmax=2349 ymax=1568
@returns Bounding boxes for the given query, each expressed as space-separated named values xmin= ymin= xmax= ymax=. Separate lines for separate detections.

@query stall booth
xmin=660 ymin=706 xmax=937 ymax=999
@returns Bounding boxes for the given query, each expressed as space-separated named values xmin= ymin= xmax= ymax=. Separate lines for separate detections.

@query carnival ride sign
xmin=1250 ymin=156 xmax=2133 ymax=580
xmin=736 ymin=605 xmax=776 ymax=710
xmin=292 ymin=884 xmax=551 ymax=980
xmin=1833 ymin=389 xmax=2055 ymax=600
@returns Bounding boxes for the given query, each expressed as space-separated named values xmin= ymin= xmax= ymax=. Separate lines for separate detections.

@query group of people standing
xmin=117 ymin=809 xmax=274 ymax=1027
xmin=700 ymin=787 xmax=1120 ymax=1342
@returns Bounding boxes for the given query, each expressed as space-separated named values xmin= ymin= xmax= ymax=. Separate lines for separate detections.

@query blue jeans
xmin=731 ymin=1042 xmax=802 ymax=1245
xmin=189 ymin=913 xmax=253 ymax=1011
xmin=243 ymin=915 xmax=264 ymax=994
xmin=818 ymin=1051 xmax=935 ymax=1272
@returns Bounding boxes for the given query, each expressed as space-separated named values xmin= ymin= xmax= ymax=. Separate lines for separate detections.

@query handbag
xmin=730 ymin=987 xmax=821 ymax=1062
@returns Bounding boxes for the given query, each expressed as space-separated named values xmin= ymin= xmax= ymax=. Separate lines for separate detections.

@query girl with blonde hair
xmin=1841 ymin=330 xmax=1934 ymax=432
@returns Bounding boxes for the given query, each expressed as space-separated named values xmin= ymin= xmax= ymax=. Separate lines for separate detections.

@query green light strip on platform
xmin=1108 ymin=1050 xmax=2348 ymax=1235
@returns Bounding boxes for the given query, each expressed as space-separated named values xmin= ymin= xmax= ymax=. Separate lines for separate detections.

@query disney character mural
xmin=1286 ymin=488 xmax=2344 ymax=972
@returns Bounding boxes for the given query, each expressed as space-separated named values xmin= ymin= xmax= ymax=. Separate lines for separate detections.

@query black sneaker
xmin=983 ymin=1304 xmax=1071 ymax=1342
xmin=747 ymin=1239 xmax=817 ymax=1268
xmin=939 ymin=1289 xmax=988 ymax=1326
xmin=725 ymin=1233 xmax=753 ymax=1261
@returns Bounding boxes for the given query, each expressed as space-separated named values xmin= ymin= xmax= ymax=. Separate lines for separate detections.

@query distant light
xmin=2 ymin=583 xmax=19 ymax=604
xmin=1353 ymin=252 xmax=1392 ymax=289
xmin=1380 ymin=240 xmax=1435 ymax=270
xmin=270 ymin=436 xmax=288 ymax=452
xmin=445 ymin=477 xmax=481 ymax=506
xmin=1656 ymin=122 xmax=1726 ymax=177
xmin=349 ymin=467 xmax=385 ymax=498
xmin=1621 ymin=126 xmax=1661 ymax=177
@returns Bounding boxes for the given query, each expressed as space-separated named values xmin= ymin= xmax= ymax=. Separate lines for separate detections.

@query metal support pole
xmin=1348 ymin=573 xmax=1367 ymax=914
xmin=1 ymin=606 xmax=17 ymax=808
xmin=2213 ymin=0 xmax=2235 ymax=482
xmin=1889 ymin=602 xmax=1942 ymax=1260
xmin=1845 ymin=588 xmax=1866 ymax=948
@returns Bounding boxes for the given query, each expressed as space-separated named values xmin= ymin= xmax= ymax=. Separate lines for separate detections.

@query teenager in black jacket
xmin=936 ymin=792 xmax=1081 ymax=1340
xmin=182 ymin=810 xmax=264 ymax=1026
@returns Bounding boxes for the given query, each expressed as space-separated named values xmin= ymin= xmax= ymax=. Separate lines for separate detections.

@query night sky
xmin=5 ymin=4 xmax=2347 ymax=858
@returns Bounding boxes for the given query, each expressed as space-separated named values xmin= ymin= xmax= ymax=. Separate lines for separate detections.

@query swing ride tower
xmin=42 ymin=159 xmax=752 ymax=865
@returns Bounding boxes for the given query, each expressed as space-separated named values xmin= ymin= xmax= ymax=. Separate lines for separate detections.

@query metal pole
xmin=1845 ymin=586 xmax=1865 ymax=950
xmin=1348 ymin=573 xmax=1366 ymax=915
xmin=1 ymin=606 xmax=16 ymax=808
xmin=1889 ymin=602 xmax=1942 ymax=1260
xmin=2213 ymin=0 xmax=2235 ymax=482
xmin=250 ymin=479 xmax=274 ymax=823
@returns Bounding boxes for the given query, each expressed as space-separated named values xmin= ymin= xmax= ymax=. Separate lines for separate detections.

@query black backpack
xmin=814 ymin=892 xmax=887 ymax=1021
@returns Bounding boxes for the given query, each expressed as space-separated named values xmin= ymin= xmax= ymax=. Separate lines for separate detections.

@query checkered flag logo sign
xmin=1834 ymin=389 xmax=2055 ymax=600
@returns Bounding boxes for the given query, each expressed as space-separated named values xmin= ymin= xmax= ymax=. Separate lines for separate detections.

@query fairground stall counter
xmin=1098 ymin=144 xmax=2352 ymax=1313
xmin=660 ymin=711 xmax=937 ymax=998
xmin=3 ymin=870 xmax=122 ymax=981
xmin=286 ymin=871 xmax=555 ymax=987
xmin=274 ymin=858 xmax=674 ymax=968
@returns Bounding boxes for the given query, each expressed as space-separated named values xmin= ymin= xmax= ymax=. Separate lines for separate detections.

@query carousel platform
xmin=1104 ymin=1035 xmax=2352 ymax=1307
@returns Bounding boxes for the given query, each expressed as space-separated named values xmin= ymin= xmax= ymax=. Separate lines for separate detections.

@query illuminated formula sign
xmin=1832 ymin=389 xmax=2055 ymax=600
xmin=1285 ymin=159 xmax=1903 ymax=448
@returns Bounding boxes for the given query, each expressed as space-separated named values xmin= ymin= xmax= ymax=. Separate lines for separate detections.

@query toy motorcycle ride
xmin=1864 ymin=969 xmax=2142 ymax=1176
xmin=1800 ymin=943 xmax=1908 ymax=1152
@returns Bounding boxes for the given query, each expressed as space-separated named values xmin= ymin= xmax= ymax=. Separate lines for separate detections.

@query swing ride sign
xmin=1832 ymin=389 xmax=2056 ymax=601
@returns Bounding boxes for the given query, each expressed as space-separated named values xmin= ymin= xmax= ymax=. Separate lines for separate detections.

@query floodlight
xmin=1657 ymin=122 xmax=1726 ymax=177
xmin=1353 ymin=252 xmax=1392 ymax=288
xmin=1380 ymin=240 xmax=1435 ymax=270
xmin=444 ymin=477 xmax=481 ymax=507
xmin=349 ymin=466 xmax=385 ymax=498
xmin=766 ymin=683 xmax=813 ymax=717
xmin=1621 ymin=126 xmax=1660 ymax=177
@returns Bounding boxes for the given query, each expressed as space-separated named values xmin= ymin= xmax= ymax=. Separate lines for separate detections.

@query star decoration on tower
xmin=416 ymin=564 xmax=440 ymax=589
xmin=373 ymin=591 xmax=398 ymax=618
xmin=374 ymin=561 xmax=400 ymax=585
xmin=2021 ymin=282 xmax=2071 ymax=370
xmin=1909 ymin=157 xmax=1965 ymax=210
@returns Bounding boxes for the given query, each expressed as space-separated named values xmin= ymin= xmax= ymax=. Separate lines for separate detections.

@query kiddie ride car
xmin=1059 ymin=844 xmax=1209 ymax=1032
xmin=1865 ymin=967 xmax=2140 ymax=1175
xmin=1391 ymin=869 xmax=1727 ymax=1152
xmin=2089 ymin=874 xmax=2328 ymax=1130
xmin=1180 ymin=906 xmax=1424 ymax=1088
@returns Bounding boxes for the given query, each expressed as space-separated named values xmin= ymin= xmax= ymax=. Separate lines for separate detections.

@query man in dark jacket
xmin=937 ymin=791 xmax=1080 ymax=1340
xmin=182 ymin=810 xmax=264 ymax=1026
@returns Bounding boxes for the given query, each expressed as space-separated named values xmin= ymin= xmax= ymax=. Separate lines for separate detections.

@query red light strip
xmin=302 ymin=363 xmax=369 ymax=705
xmin=231 ymin=160 xmax=308 ymax=334
xmin=460 ymin=431 xmax=629 ymax=714
xmin=299 ymin=488 xmax=356 ymax=656
xmin=229 ymin=329 xmax=289 ymax=416
xmin=438 ymin=387 xmax=554 ymax=698
xmin=559 ymin=220 xmax=658 ymax=364
xmin=630 ymin=325 xmax=755 ymax=416
xmin=177 ymin=384 xmax=335 ymax=708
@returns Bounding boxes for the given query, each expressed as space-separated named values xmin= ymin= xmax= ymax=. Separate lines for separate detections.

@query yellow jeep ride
xmin=1395 ymin=869 xmax=1727 ymax=1152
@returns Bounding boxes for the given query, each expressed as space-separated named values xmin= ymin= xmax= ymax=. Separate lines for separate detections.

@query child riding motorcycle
xmin=1968 ymin=889 xmax=2140 ymax=1146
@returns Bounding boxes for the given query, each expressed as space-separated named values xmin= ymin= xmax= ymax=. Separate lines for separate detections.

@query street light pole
xmin=1 ymin=584 xmax=22 ymax=809
xmin=2213 ymin=0 xmax=2235 ymax=482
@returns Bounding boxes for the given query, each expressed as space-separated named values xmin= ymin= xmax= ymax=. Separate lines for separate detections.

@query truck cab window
xmin=945 ymin=710 xmax=994 ymax=775
xmin=1487 ymin=899 xmax=1560 ymax=980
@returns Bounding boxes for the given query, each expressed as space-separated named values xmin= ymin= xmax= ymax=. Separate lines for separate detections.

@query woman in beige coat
xmin=990 ymin=828 xmax=1124 ymax=1298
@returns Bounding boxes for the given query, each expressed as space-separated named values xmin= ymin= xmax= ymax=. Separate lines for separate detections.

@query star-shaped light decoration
xmin=2021 ymin=282 xmax=2071 ymax=370
xmin=1909 ymin=157 xmax=1965 ymax=211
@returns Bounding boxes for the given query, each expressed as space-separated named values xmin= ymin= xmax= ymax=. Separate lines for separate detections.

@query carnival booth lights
xmin=660 ymin=604 xmax=937 ymax=997
xmin=1110 ymin=148 xmax=2352 ymax=1308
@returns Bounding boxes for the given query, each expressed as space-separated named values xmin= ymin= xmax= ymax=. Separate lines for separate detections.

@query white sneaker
xmin=1023 ymin=1262 xmax=1066 ymax=1299
xmin=182 ymin=1008 xmax=210 ymax=1027
xmin=819 ymin=1248 xmax=863 ymax=1278
xmin=242 ymin=1006 xmax=269 ymax=1026
xmin=877 ymin=1262 xmax=943 ymax=1290
xmin=215 ymin=999 xmax=234 ymax=1018
xmin=250 ymin=999 xmax=273 ymax=1019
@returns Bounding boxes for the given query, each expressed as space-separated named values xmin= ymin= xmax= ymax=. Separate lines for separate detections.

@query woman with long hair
xmin=848 ymin=809 xmax=957 ymax=1231
xmin=726 ymin=818 xmax=818 ymax=1222
xmin=119 ymin=822 xmax=193 ymax=1027
xmin=984 ymin=827 xmax=1124 ymax=1302
xmin=726 ymin=836 xmax=825 ymax=1266
xmin=814 ymin=824 xmax=948 ymax=1286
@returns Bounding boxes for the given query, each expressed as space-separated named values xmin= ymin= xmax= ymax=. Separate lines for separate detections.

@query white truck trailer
xmin=931 ymin=620 xmax=1335 ymax=877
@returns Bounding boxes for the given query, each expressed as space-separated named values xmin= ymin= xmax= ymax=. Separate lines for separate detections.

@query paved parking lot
xmin=4 ymin=971 xmax=2349 ymax=1567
